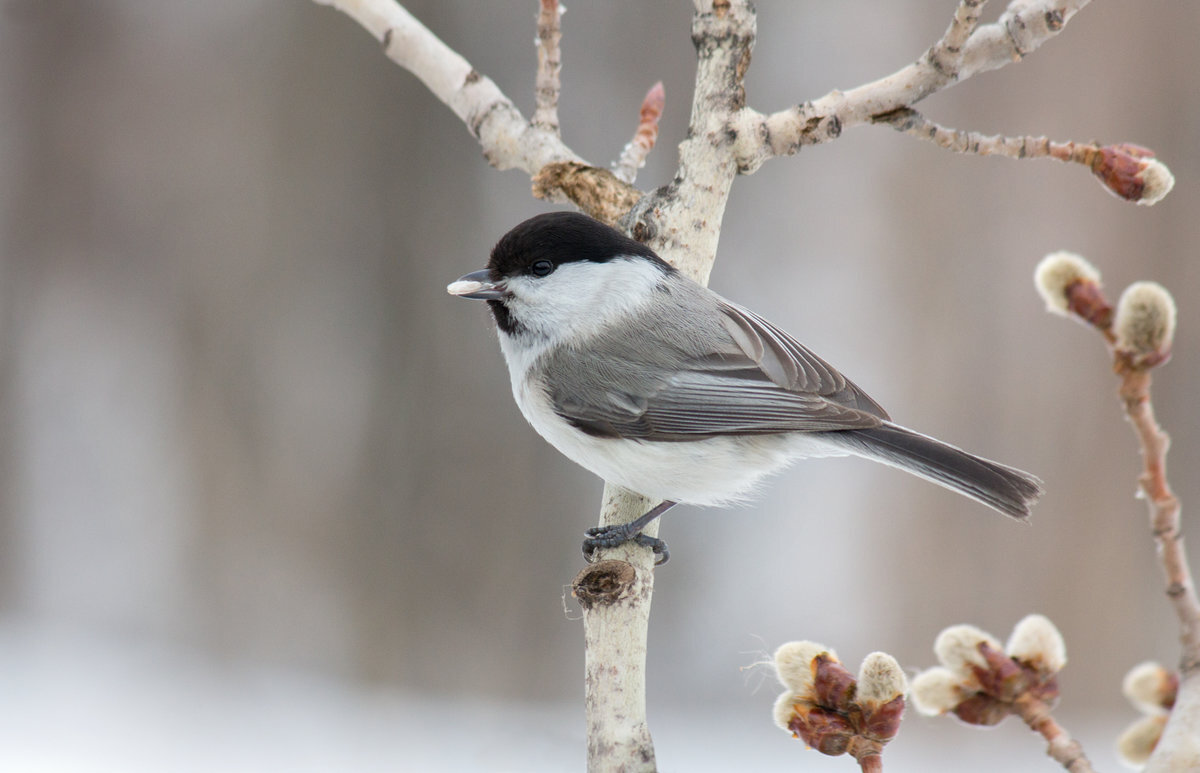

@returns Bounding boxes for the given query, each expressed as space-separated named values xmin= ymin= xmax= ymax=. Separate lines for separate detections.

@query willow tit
xmin=448 ymin=212 xmax=1042 ymax=564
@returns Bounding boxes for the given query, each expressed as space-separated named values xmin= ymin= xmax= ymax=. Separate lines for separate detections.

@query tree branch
xmin=313 ymin=0 xmax=580 ymax=175
xmin=875 ymin=108 xmax=1175 ymax=204
xmin=729 ymin=0 xmax=1092 ymax=172
xmin=313 ymin=0 xmax=653 ymax=214
xmin=573 ymin=4 xmax=762 ymax=766
xmin=623 ymin=0 xmax=757 ymax=284
xmin=927 ymin=0 xmax=986 ymax=77
xmin=533 ymin=0 xmax=563 ymax=134
xmin=1123 ymin=366 xmax=1200 ymax=772
xmin=1013 ymin=694 xmax=1094 ymax=773
xmin=573 ymin=488 xmax=660 ymax=773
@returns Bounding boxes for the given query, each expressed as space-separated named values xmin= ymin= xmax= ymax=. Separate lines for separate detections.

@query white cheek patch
xmin=506 ymin=257 xmax=667 ymax=341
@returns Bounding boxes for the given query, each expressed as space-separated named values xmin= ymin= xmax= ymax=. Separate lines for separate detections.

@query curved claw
xmin=580 ymin=500 xmax=678 ymax=565
xmin=582 ymin=524 xmax=670 ymax=565
xmin=633 ymin=533 xmax=669 ymax=565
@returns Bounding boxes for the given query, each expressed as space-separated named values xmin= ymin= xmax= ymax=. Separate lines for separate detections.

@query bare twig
xmin=1117 ymin=368 xmax=1198 ymax=644
xmin=312 ymin=0 xmax=581 ymax=175
xmin=613 ymin=82 xmax=665 ymax=184
xmin=1120 ymin=365 xmax=1200 ymax=771
xmin=876 ymin=109 xmax=1174 ymax=204
xmin=729 ymin=0 xmax=1094 ymax=173
xmin=1013 ymin=694 xmax=1094 ymax=773
xmin=533 ymin=0 xmax=563 ymax=133
xmin=312 ymin=0 xmax=647 ymax=211
xmin=876 ymin=107 xmax=1094 ymax=161
xmin=926 ymin=0 xmax=987 ymax=76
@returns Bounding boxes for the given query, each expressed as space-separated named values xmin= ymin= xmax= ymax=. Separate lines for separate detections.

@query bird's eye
xmin=529 ymin=259 xmax=555 ymax=277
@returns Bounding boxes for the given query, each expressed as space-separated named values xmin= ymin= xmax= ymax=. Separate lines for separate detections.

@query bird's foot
xmin=583 ymin=524 xmax=670 ymax=565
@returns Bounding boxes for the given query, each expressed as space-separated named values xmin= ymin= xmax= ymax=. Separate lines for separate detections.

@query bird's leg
xmin=583 ymin=500 xmax=677 ymax=565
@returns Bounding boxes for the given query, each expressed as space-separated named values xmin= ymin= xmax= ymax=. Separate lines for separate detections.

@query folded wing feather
xmin=550 ymin=297 xmax=890 ymax=441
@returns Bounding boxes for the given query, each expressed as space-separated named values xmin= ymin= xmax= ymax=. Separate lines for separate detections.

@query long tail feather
xmin=830 ymin=423 xmax=1042 ymax=519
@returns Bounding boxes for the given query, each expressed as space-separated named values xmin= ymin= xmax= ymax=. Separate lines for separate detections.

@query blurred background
xmin=1 ymin=1 xmax=1197 ymax=770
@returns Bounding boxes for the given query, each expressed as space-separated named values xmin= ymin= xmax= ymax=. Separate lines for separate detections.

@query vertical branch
xmin=579 ymin=3 xmax=758 ymax=770
xmin=574 ymin=487 xmax=659 ymax=772
xmin=533 ymin=0 xmax=563 ymax=133
xmin=1117 ymin=369 xmax=1198 ymax=648
xmin=625 ymin=0 xmax=757 ymax=282
xmin=1123 ymin=366 xmax=1200 ymax=772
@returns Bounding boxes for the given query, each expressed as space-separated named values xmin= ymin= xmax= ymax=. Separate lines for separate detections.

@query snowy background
xmin=2 ymin=1 xmax=1198 ymax=770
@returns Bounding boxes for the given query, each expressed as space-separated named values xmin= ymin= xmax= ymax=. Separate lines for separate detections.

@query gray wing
xmin=547 ymin=293 xmax=890 ymax=441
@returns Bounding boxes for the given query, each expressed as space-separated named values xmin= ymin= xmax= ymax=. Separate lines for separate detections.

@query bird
xmin=447 ymin=211 xmax=1042 ymax=564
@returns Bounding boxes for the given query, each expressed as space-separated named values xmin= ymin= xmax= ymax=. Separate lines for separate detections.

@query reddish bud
xmin=1064 ymin=279 xmax=1113 ymax=330
xmin=813 ymin=653 xmax=858 ymax=713
xmin=1034 ymin=252 xmax=1110 ymax=328
xmin=636 ymin=82 xmax=666 ymax=150
xmin=953 ymin=693 xmax=1012 ymax=726
xmin=773 ymin=646 xmax=908 ymax=763
xmin=790 ymin=707 xmax=854 ymax=756
xmin=972 ymin=641 xmax=1035 ymax=702
xmin=861 ymin=694 xmax=906 ymax=741
xmin=916 ymin=618 xmax=1065 ymax=729
xmin=1090 ymin=143 xmax=1174 ymax=205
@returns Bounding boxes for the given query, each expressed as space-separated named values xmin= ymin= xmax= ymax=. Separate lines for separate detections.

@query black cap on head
xmin=487 ymin=212 xmax=672 ymax=280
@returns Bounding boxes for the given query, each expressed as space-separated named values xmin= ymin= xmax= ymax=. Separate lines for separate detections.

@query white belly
xmin=512 ymin=374 xmax=845 ymax=506
xmin=496 ymin=326 xmax=850 ymax=506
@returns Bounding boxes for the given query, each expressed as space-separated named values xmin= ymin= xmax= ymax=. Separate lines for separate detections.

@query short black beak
xmin=447 ymin=269 xmax=505 ymax=301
